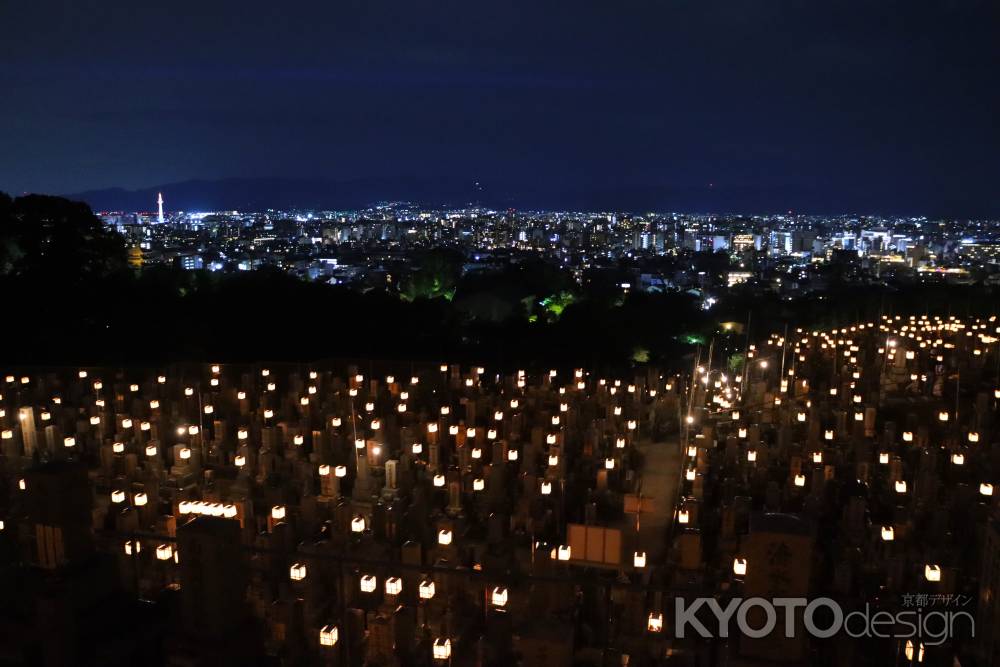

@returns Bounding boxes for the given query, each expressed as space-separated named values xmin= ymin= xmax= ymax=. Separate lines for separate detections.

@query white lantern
xmin=433 ymin=638 xmax=451 ymax=661
xmin=633 ymin=551 xmax=646 ymax=568
xmin=360 ymin=574 xmax=377 ymax=593
xmin=438 ymin=529 xmax=453 ymax=545
xmin=881 ymin=526 xmax=894 ymax=541
xmin=733 ymin=557 xmax=747 ymax=576
xmin=385 ymin=576 xmax=402 ymax=595
xmin=647 ymin=612 xmax=663 ymax=633
xmin=924 ymin=564 xmax=941 ymax=582
xmin=290 ymin=562 xmax=307 ymax=581
xmin=319 ymin=625 xmax=339 ymax=647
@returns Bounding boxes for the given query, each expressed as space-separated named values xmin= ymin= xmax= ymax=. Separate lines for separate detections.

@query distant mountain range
xmin=58 ymin=176 xmax=951 ymax=216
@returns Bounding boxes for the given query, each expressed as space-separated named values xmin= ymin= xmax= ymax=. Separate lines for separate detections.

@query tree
xmin=0 ymin=193 xmax=126 ymax=279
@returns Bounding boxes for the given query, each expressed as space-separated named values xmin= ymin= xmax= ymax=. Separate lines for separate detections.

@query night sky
xmin=1 ymin=0 xmax=997 ymax=215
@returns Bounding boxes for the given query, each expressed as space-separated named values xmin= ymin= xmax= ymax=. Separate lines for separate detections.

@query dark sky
xmin=1 ymin=0 xmax=998 ymax=215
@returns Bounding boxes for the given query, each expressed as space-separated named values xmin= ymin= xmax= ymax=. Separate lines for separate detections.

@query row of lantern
xmin=318 ymin=626 xmax=451 ymax=661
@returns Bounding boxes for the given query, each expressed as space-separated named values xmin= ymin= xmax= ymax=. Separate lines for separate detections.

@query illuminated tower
xmin=157 ymin=192 xmax=164 ymax=224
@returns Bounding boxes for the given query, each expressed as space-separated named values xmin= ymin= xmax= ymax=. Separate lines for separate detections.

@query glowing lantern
xmin=111 ymin=490 xmax=125 ymax=503
xmin=335 ymin=465 xmax=347 ymax=478
xmin=647 ymin=612 xmax=663 ymax=633
xmin=905 ymin=640 xmax=924 ymax=663
xmin=733 ymin=557 xmax=747 ymax=576
xmin=507 ymin=449 xmax=518 ymax=461
xmin=747 ymin=449 xmax=757 ymax=462
xmin=605 ymin=458 xmax=615 ymax=470
xmin=438 ymin=529 xmax=453 ymax=545
xmin=793 ymin=474 xmax=806 ymax=487
xmin=556 ymin=545 xmax=571 ymax=561
xmin=360 ymin=574 xmax=377 ymax=593
xmin=685 ymin=468 xmax=696 ymax=481
xmin=895 ymin=480 xmax=907 ymax=494
xmin=145 ymin=444 xmax=157 ymax=457
xmin=351 ymin=516 xmax=366 ymax=533
xmin=938 ymin=411 xmax=949 ymax=422
xmin=633 ymin=551 xmax=646 ymax=568
xmin=952 ymin=453 xmax=965 ymax=466
xmin=113 ymin=442 xmax=125 ymax=453
xmin=156 ymin=544 xmax=173 ymax=560
xmin=473 ymin=478 xmax=485 ymax=491
xmin=879 ymin=452 xmax=889 ymax=464
xmin=812 ymin=451 xmax=822 ymax=464
xmin=319 ymin=625 xmax=339 ymax=647
xmin=271 ymin=505 xmax=286 ymax=520
xmin=677 ymin=509 xmax=689 ymax=524
xmin=235 ymin=455 xmax=246 ymax=467
xmin=419 ymin=580 xmax=436 ymax=600
xmin=981 ymin=483 xmax=994 ymax=497
xmin=881 ymin=526 xmax=894 ymax=541
xmin=433 ymin=638 xmax=451 ymax=661
xmin=134 ymin=492 xmax=148 ymax=506
xmin=412 ymin=443 xmax=423 ymax=455
xmin=64 ymin=437 xmax=76 ymax=448
xmin=433 ymin=475 xmax=445 ymax=487
xmin=290 ymin=562 xmax=307 ymax=581
xmin=385 ymin=576 xmax=402 ymax=595
xmin=969 ymin=432 xmax=980 ymax=443
xmin=179 ymin=447 xmax=191 ymax=460
xmin=924 ymin=564 xmax=941 ymax=582
xmin=491 ymin=586 xmax=508 ymax=607
xmin=541 ymin=481 xmax=552 ymax=495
